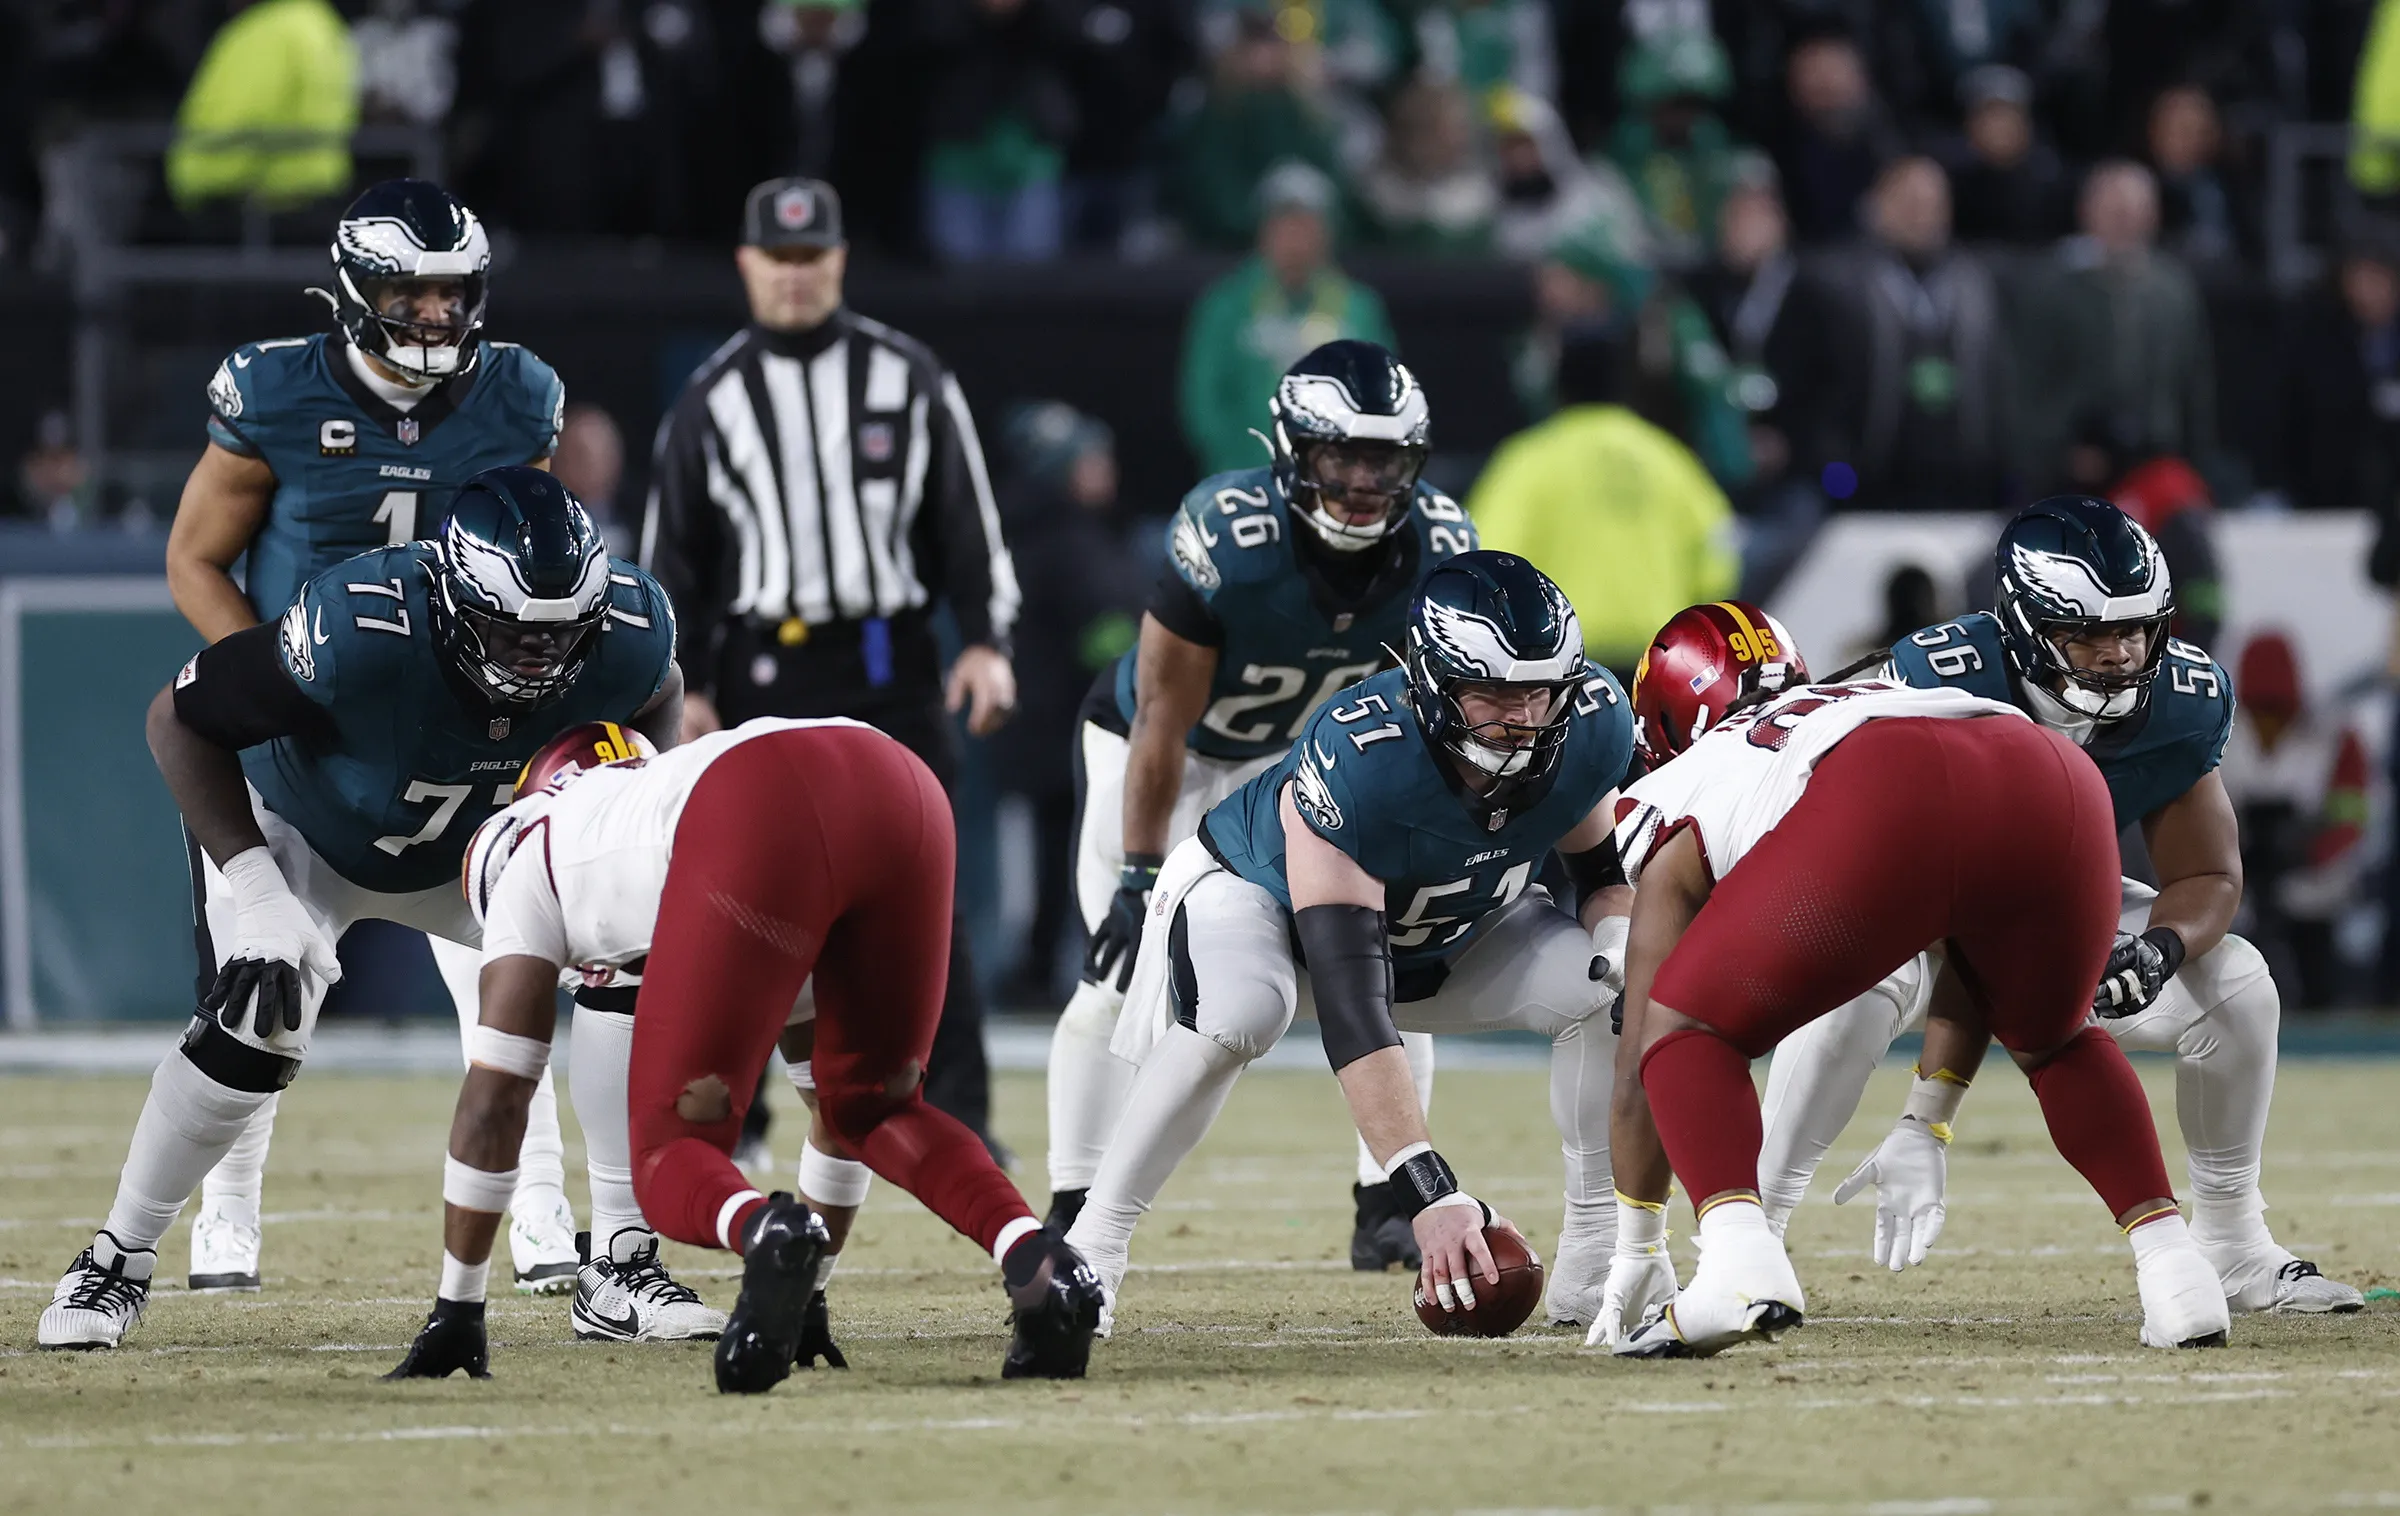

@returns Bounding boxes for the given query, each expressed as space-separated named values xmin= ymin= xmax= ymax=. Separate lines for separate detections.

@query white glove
xmin=1587 ymin=1196 xmax=1678 ymax=1349
xmin=1587 ymin=913 xmax=1630 ymax=999
xmin=205 ymin=848 xmax=342 ymax=1040
xmin=1832 ymin=1118 xmax=1949 ymax=1272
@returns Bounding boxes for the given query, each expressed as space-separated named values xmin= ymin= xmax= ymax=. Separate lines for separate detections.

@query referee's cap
xmin=742 ymin=177 xmax=845 ymax=250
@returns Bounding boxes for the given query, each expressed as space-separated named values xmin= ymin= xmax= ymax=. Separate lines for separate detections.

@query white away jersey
xmin=1615 ymin=681 xmax=2026 ymax=882
xmin=480 ymin=717 xmax=871 ymax=971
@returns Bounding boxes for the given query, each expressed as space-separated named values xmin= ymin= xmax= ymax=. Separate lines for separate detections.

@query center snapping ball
xmin=1413 ymin=1227 xmax=1543 ymax=1338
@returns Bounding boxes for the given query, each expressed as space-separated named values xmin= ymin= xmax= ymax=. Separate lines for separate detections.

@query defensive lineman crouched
xmin=40 ymin=468 xmax=683 ymax=1351
xmin=389 ymin=718 xmax=1103 ymax=1390
xmin=1067 ymin=552 xmax=1636 ymax=1332
xmin=1601 ymin=669 xmax=2231 ymax=1356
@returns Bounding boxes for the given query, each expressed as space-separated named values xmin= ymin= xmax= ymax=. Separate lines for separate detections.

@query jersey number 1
xmin=375 ymin=491 xmax=419 ymax=546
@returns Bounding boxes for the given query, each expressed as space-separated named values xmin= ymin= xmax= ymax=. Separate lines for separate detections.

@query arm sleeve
xmin=1146 ymin=565 xmax=1223 ymax=647
xmin=479 ymin=843 xmax=571 ymax=966
xmin=637 ymin=405 xmax=725 ymax=693
xmin=917 ymin=372 xmax=1021 ymax=651
xmin=170 ymin=616 xmax=336 ymax=750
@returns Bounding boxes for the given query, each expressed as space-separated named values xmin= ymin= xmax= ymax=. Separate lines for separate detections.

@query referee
xmin=641 ymin=176 xmax=1021 ymax=1157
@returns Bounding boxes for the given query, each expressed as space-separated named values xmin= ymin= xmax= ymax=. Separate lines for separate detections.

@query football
xmin=1413 ymin=1226 xmax=1544 ymax=1338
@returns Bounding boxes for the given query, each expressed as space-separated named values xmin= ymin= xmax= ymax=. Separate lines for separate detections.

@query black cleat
xmin=385 ymin=1297 xmax=491 ymax=1380
xmin=1350 ymin=1182 xmax=1422 ymax=1272
xmin=1001 ymin=1230 xmax=1104 ymax=1380
xmin=714 ymin=1193 xmax=830 ymax=1395
xmin=795 ymin=1289 xmax=847 ymax=1369
xmin=1043 ymin=1187 xmax=1088 ymax=1233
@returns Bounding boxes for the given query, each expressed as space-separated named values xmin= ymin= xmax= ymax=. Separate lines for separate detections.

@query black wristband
xmin=1121 ymin=852 xmax=1165 ymax=886
xmin=1386 ymin=1149 xmax=1460 ymax=1218
xmin=2141 ymin=926 xmax=2187 ymax=979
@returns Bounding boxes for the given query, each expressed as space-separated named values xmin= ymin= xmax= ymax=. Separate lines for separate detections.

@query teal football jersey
xmin=206 ymin=334 xmax=565 ymax=621
xmin=1886 ymin=611 xmax=2234 ymax=828
xmin=242 ymin=544 xmax=675 ymax=895
xmin=1201 ymin=665 xmax=1634 ymax=979
xmin=1112 ymin=467 xmax=1479 ymax=761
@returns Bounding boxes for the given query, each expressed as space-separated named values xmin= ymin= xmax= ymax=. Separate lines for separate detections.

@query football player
xmin=38 ymin=468 xmax=685 ymax=1351
xmin=1064 ymin=553 xmax=1637 ymax=1332
xmin=1046 ymin=340 xmax=1476 ymax=1273
xmin=163 ymin=178 xmax=582 ymax=1295
xmin=1750 ymin=498 xmax=2362 ymax=1314
xmin=1598 ymin=663 xmax=2232 ymax=1356
xmin=389 ymin=718 xmax=1104 ymax=1391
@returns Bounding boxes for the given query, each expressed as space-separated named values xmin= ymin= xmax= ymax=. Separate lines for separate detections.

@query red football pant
xmin=627 ymin=726 xmax=1034 ymax=1255
xmin=1640 ymin=715 xmax=2174 ymax=1216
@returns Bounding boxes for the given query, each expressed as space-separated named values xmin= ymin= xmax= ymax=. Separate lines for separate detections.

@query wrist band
xmin=1386 ymin=1146 xmax=1461 ymax=1218
xmin=2142 ymin=926 xmax=2187 ymax=979
xmin=1901 ymin=1065 xmax=1969 ymax=1145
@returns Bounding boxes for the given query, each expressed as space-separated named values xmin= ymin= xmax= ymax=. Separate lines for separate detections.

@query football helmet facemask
xmin=321 ymin=179 xmax=491 ymax=382
xmin=1993 ymin=495 xmax=2175 ymax=722
xmin=1269 ymin=341 xmax=1430 ymax=553
xmin=1404 ymin=551 xmax=1591 ymax=816
xmin=432 ymin=466 xmax=611 ymax=708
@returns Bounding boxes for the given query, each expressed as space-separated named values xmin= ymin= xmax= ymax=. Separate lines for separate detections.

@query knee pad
xmin=1197 ymin=1013 xmax=1289 ymax=1063
xmin=1057 ymin=978 xmax=1123 ymax=1041
xmin=178 ymin=1016 xmax=300 ymax=1093
xmin=2179 ymin=934 xmax=2279 ymax=1059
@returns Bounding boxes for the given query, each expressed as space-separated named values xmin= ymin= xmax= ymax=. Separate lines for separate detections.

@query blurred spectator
xmin=1489 ymin=87 xmax=1645 ymax=263
xmin=918 ymin=0 xmax=1079 ymax=264
xmin=2354 ymin=0 xmax=2400 ymax=203
xmin=1358 ymin=76 xmax=1496 ymax=254
xmin=1195 ymin=0 xmax=1402 ymax=104
xmin=1943 ymin=65 xmax=2069 ymax=247
xmin=986 ymin=401 xmax=1143 ymax=1002
xmin=2219 ymin=631 xmax=2369 ymax=1010
xmin=551 ymin=403 xmax=631 ymax=555
xmin=2014 ymin=161 xmax=2217 ymax=497
xmin=1515 ymin=217 xmax=1752 ymax=489
xmin=1814 ymin=156 xmax=2010 ymax=511
xmin=1060 ymin=0 xmax=1194 ymax=251
xmin=1876 ymin=563 xmax=1942 ymax=647
xmin=353 ymin=0 xmax=457 ymax=126
xmin=1772 ymin=32 xmax=1899 ymax=244
xmin=2283 ymin=238 xmax=2400 ymax=528
xmin=1469 ymin=319 xmax=1738 ymax=676
xmin=1410 ymin=0 xmax=1557 ymax=102
xmin=761 ymin=0 xmax=867 ymax=180
xmin=2145 ymin=85 xmax=2252 ymax=270
xmin=1179 ymin=163 xmax=1394 ymax=473
xmin=2111 ymin=455 xmax=2224 ymax=649
xmin=1171 ymin=9 xmax=1347 ymax=250
xmin=1605 ymin=28 xmax=1740 ymax=270
xmin=15 ymin=411 xmax=91 ymax=529
xmin=166 ymin=0 xmax=359 ymax=215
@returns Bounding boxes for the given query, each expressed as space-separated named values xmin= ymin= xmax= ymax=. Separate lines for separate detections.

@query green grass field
xmin=3 ymin=1058 xmax=2397 ymax=1516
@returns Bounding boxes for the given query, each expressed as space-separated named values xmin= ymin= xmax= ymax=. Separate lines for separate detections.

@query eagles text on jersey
xmin=245 ymin=543 xmax=675 ymax=894
xmin=1888 ymin=610 xmax=2234 ymax=827
xmin=1201 ymin=665 xmax=1633 ymax=987
xmin=1113 ymin=465 xmax=1479 ymax=762
xmin=207 ymin=334 xmax=566 ymax=621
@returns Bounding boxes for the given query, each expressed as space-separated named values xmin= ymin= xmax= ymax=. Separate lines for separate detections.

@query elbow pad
xmin=1296 ymin=903 xmax=1400 ymax=1071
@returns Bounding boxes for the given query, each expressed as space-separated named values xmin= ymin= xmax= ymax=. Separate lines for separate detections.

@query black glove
xmin=795 ymin=1290 xmax=847 ymax=1369
xmin=1608 ymin=991 xmax=1626 ymax=1037
xmin=1081 ymin=853 xmax=1162 ymax=993
xmin=2093 ymin=927 xmax=2185 ymax=1018
xmin=205 ymin=958 xmax=304 ymax=1040
xmin=384 ymin=1297 xmax=490 ymax=1380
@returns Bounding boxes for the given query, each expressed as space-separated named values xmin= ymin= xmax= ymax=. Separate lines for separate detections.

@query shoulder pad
xmin=209 ymin=337 xmax=312 ymax=419
xmin=1169 ymin=471 xmax=1283 ymax=595
xmin=483 ymin=343 xmax=567 ymax=454
xmin=1407 ymin=482 xmax=1478 ymax=553
xmin=2157 ymin=638 xmax=2235 ymax=737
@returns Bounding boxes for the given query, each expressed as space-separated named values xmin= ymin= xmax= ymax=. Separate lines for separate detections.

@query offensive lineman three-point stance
xmin=390 ymin=718 xmax=1103 ymax=1392
xmin=1068 ymin=553 xmax=1636 ymax=1331
xmin=39 ymin=469 xmax=685 ymax=1350
xmin=1047 ymin=340 xmax=1474 ymax=1271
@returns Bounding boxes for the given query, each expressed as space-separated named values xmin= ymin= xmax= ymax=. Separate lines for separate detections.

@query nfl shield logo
xmin=861 ymin=421 xmax=894 ymax=463
xmin=1486 ymin=809 xmax=1508 ymax=832
xmin=1333 ymin=613 xmax=1354 ymax=633
xmin=398 ymin=417 xmax=420 ymax=445
xmin=488 ymin=717 xmax=510 ymax=740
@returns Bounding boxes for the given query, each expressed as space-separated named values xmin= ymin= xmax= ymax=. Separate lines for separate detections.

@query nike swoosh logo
xmin=580 ymin=1295 xmax=640 ymax=1337
xmin=232 ymin=353 xmax=251 ymax=367
xmin=310 ymin=607 xmax=328 ymax=645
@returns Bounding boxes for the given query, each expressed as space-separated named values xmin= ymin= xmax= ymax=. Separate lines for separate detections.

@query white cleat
xmin=187 ymin=1195 xmax=263 ymax=1293
xmin=572 ymin=1227 xmax=727 ymax=1342
xmin=1543 ymin=1231 xmax=1613 ymax=1329
xmin=2204 ymin=1243 xmax=2365 ymax=1315
xmin=510 ymin=1188 xmax=581 ymax=1296
xmin=39 ymin=1233 xmax=155 ymax=1350
xmin=2138 ymin=1238 xmax=2234 ymax=1348
xmin=1616 ymin=1203 xmax=1804 ymax=1360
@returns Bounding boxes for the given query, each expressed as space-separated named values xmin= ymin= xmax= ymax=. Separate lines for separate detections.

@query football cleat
xmin=38 ymin=1233 xmax=154 ymax=1351
xmin=1543 ymin=1228 xmax=1614 ymax=1329
xmin=1002 ymin=1231 xmax=1105 ymax=1380
xmin=1043 ymin=1187 xmax=1087 ymax=1233
xmin=1060 ymin=1225 xmax=1125 ymax=1340
xmin=1615 ymin=1205 xmax=1804 ymax=1359
xmin=1351 ymin=1182 xmax=1422 ymax=1272
xmin=509 ymin=1187 xmax=580 ymax=1295
xmin=2204 ymin=1243 xmax=2365 ymax=1315
xmin=715 ymin=1194 xmax=829 ymax=1395
xmin=187 ymin=1194 xmax=263 ymax=1293
xmin=2138 ymin=1235 xmax=2234 ymax=1348
xmin=385 ymin=1297 xmax=492 ymax=1379
xmin=572 ymin=1227 xmax=727 ymax=1343
xmin=795 ymin=1290 xmax=847 ymax=1369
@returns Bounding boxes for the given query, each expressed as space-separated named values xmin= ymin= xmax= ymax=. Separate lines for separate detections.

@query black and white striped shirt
xmin=640 ymin=311 xmax=1020 ymax=695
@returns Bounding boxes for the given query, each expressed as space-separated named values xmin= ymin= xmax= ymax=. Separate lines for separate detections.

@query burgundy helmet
xmin=1629 ymin=600 xmax=1807 ymax=764
xmin=515 ymin=719 xmax=656 ymax=798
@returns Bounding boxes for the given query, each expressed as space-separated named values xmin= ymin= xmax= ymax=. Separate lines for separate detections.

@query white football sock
xmin=1066 ymin=1023 xmax=1249 ymax=1266
xmin=1356 ymin=1030 xmax=1436 ymax=1187
xmin=1548 ymin=1016 xmax=1613 ymax=1246
xmin=198 ymin=1091 xmax=279 ymax=1210
xmin=1045 ymin=977 xmax=1135 ymax=1194
xmin=570 ymin=1007 xmax=643 ymax=1246
xmin=1757 ymin=975 xmax=1912 ymax=1228
xmin=106 ymin=1050 xmax=274 ymax=1253
xmin=2172 ymin=955 xmax=2282 ymax=1253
